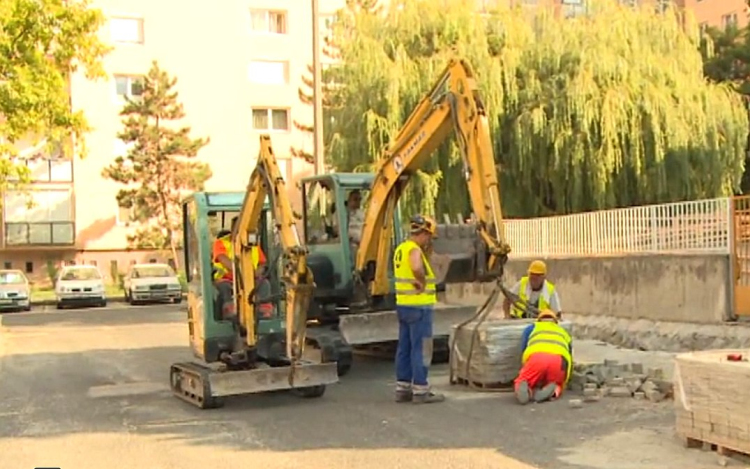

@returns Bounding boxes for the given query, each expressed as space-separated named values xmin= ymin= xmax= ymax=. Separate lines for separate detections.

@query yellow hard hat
xmin=528 ymin=260 xmax=546 ymax=275
xmin=537 ymin=309 xmax=558 ymax=321
xmin=410 ymin=214 xmax=438 ymax=238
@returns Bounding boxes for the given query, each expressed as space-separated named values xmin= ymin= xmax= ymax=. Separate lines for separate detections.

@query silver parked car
xmin=0 ymin=269 xmax=31 ymax=312
xmin=124 ymin=263 xmax=182 ymax=305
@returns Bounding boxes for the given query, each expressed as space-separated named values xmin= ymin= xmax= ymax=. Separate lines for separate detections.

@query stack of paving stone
xmin=566 ymin=360 xmax=673 ymax=402
xmin=450 ymin=318 xmax=573 ymax=386
xmin=674 ymin=350 xmax=750 ymax=453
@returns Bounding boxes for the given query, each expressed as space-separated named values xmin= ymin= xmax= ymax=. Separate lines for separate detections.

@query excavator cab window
xmin=303 ymin=180 xmax=338 ymax=245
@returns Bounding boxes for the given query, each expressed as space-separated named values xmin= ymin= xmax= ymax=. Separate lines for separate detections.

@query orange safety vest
xmin=212 ymin=235 xmax=263 ymax=281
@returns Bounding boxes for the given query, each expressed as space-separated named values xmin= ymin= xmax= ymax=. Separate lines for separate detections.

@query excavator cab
xmin=181 ymin=191 xmax=278 ymax=363
xmin=301 ymin=173 xmax=403 ymax=319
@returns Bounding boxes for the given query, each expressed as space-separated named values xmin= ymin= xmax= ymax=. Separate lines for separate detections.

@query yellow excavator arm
xmin=355 ymin=58 xmax=512 ymax=297
xmin=233 ymin=134 xmax=314 ymax=363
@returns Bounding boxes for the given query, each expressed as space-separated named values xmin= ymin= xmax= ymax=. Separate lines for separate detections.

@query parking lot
xmin=0 ymin=304 xmax=728 ymax=469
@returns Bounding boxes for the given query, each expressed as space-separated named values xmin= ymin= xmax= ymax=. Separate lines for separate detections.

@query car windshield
xmin=0 ymin=272 xmax=25 ymax=285
xmin=133 ymin=266 xmax=174 ymax=278
xmin=61 ymin=268 xmax=101 ymax=281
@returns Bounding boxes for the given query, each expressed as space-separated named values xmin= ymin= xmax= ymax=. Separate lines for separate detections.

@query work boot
xmin=533 ymin=383 xmax=557 ymax=403
xmin=395 ymin=390 xmax=413 ymax=403
xmin=515 ymin=381 xmax=531 ymax=405
xmin=412 ymin=392 xmax=445 ymax=404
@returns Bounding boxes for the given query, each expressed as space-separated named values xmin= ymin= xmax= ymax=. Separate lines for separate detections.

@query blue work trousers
xmin=395 ymin=305 xmax=434 ymax=391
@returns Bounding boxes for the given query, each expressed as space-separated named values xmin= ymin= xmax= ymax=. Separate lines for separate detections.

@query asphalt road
xmin=0 ymin=305 xmax=731 ymax=469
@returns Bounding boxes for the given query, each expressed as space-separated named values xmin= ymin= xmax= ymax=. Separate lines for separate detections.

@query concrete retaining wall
xmin=441 ymin=253 xmax=732 ymax=324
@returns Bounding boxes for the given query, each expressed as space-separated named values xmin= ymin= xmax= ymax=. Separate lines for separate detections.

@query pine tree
xmin=318 ymin=0 xmax=748 ymax=219
xmin=102 ymin=60 xmax=211 ymax=268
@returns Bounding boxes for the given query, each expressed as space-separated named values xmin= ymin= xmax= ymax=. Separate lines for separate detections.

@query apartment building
xmin=0 ymin=0 xmax=347 ymax=282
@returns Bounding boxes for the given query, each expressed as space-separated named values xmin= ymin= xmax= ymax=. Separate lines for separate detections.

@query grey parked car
xmin=123 ymin=263 xmax=182 ymax=305
xmin=0 ymin=269 xmax=32 ymax=312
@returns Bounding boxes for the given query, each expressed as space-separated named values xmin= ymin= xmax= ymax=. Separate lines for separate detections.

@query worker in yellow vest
xmin=392 ymin=214 xmax=444 ymax=404
xmin=514 ymin=309 xmax=573 ymax=404
xmin=211 ymin=217 xmax=270 ymax=319
xmin=503 ymin=260 xmax=563 ymax=319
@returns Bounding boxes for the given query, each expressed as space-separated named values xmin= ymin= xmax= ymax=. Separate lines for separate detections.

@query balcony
xmin=4 ymin=222 xmax=75 ymax=246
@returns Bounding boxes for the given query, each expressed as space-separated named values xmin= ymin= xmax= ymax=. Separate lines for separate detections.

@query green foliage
xmin=0 ymin=0 xmax=109 ymax=193
xmin=102 ymin=61 xmax=211 ymax=268
xmin=44 ymin=259 xmax=59 ymax=287
xmin=322 ymin=0 xmax=748 ymax=218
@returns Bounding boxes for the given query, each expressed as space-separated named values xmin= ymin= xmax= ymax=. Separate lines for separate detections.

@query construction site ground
xmin=0 ymin=305 xmax=739 ymax=469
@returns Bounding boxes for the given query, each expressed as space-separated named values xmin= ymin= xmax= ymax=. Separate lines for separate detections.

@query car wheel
xmin=125 ymin=290 xmax=131 ymax=304
xmin=173 ymin=297 xmax=182 ymax=304
xmin=100 ymin=299 xmax=107 ymax=307
xmin=56 ymin=303 xmax=63 ymax=310
xmin=24 ymin=305 xmax=31 ymax=312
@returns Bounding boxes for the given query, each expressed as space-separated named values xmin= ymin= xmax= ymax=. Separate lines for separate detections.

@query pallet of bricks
xmin=675 ymin=349 xmax=750 ymax=458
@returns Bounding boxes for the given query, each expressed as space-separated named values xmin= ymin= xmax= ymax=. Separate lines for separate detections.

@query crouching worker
xmin=514 ymin=309 xmax=573 ymax=405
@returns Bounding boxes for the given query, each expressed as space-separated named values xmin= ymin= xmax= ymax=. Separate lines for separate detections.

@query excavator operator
xmin=212 ymin=216 xmax=273 ymax=319
xmin=502 ymin=260 xmax=562 ymax=319
xmin=392 ymin=214 xmax=445 ymax=405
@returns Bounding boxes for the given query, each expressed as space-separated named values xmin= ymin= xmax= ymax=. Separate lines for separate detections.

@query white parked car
xmin=0 ymin=269 xmax=31 ymax=312
xmin=55 ymin=265 xmax=107 ymax=309
xmin=124 ymin=263 xmax=182 ymax=305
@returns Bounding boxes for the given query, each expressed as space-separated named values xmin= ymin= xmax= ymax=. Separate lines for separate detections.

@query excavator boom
xmin=356 ymin=58 xmax=511 ymax=297
xmin=234 ymin=135 xmax=314 ymax=362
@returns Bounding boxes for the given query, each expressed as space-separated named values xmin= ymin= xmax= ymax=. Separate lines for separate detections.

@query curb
xmin=29 ymin=292 xmax=187 ymax=307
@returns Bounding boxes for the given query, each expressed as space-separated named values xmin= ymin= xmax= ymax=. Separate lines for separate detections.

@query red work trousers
xmin=514 ymin=352 xmax=567 ymax=394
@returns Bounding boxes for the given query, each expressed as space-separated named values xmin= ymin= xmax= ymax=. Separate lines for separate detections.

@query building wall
xmin=66 ymin=0 xmax=342 ymax=252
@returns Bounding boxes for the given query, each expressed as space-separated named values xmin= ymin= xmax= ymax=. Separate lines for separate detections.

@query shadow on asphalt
xmin=0 ymin=338 xmax=680 ymax=469
xmin=0 ymin=305 xmax=185 ymax=328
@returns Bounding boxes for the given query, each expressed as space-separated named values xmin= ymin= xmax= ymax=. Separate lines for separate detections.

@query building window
xmin=114 ymin=75 xmax=144 ymax=100
xmin=17 ymin=158 xmax=73 ymax=183
xmin=25 ymin=262 xmax=33 ymax=274
xmin=722 ymin=13 xmax=738 ymax=28
xmin=4 ymin=189 xmax=75 ymax=245
xmin=88 ymin=260 xmax=98 ymax=267
xmin=116 ymin=204 xmax=134 ymax=226
xmin=110 ymin=17 xmax=144 ymax=44
xmin=250 ymin=9 xmax=287 ymax=34
xmin=252 ymin=108 xmax=290 ymax=131
xmin=248 ymin=60 xmax=289 ymax=85
xmin=3 ymin=262 xmax=11 ymax=269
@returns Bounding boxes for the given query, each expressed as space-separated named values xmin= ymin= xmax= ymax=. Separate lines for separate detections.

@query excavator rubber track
xmin=170 ymin=362 xmax=225 ymax=409
xmin=306 ymin=325 xmax=354 ymax=377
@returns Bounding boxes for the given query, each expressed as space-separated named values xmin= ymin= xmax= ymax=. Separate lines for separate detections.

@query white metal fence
xmin=502 ymin=197 xmax=732 ymax=258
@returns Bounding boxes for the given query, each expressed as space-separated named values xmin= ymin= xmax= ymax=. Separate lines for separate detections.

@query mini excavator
xmin=299 ymin=58 xmax=513 ymax=371
xmin=169 ymin=135 xmax=338 ymax=409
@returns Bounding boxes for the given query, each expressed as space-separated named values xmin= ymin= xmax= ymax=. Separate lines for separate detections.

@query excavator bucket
xmin=170 ymin=360 xmax=339 ymax=409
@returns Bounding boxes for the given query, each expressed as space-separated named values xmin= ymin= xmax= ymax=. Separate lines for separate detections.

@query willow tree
xmin=324 ymin=0 xmax=748 ymax=218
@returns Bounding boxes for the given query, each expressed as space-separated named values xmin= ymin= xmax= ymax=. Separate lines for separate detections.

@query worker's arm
xmin=519 ymin=324 xmax=533 ymax=352
xmin=408 ymin=246 xmax=427 ymax=292
xmin=212 ymin=239 xmax=232 ymax=271
xmin=502 ymin=281 xmax=522 ymax=318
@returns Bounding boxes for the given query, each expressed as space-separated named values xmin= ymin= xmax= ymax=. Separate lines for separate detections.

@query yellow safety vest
xmin=212 ymin=235 xmax=261 ymax=280
xmin=522 ymin=321 xmax=573 ymax=383
xmin=511 ymin=276 xmax=556 ymax=318
xmin=393 ymin=239 xmax=437 ymax=306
